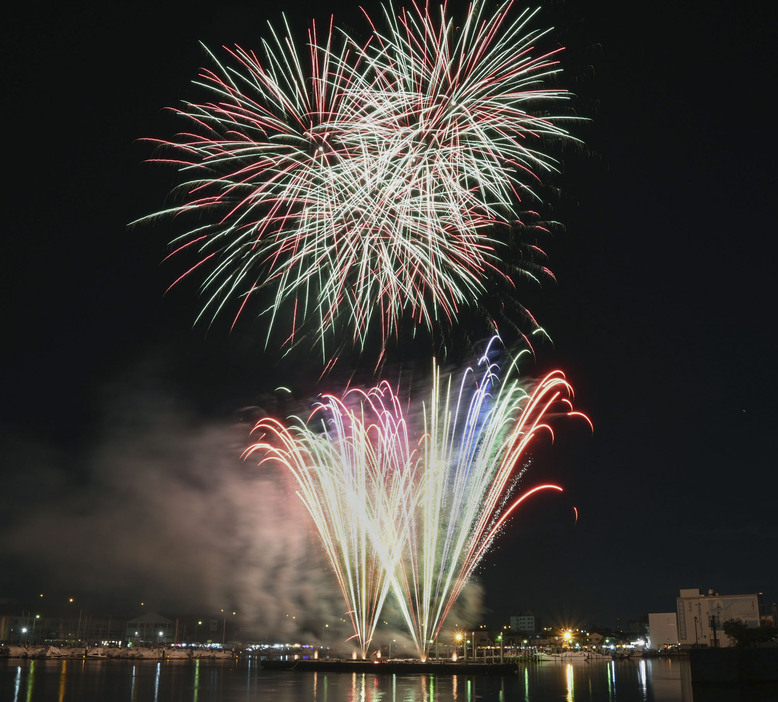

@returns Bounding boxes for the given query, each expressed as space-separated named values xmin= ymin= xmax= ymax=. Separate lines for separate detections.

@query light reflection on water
xmin=638 ymin=659 xmax=648 ymax=701
xmin=0 ymin=657 xmax=701 ymax=701
xmin=193 ymin=658 xmax=199 ymax=702
xmin=57 ymin=661 xmax=66 ymax=702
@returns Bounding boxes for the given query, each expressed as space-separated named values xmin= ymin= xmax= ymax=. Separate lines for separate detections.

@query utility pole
xmin=710 ymin=616 xmax=718 ymax=648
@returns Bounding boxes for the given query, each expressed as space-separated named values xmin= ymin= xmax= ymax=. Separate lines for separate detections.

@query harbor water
xmin=1 ymin=655 xmax=773 ymax=701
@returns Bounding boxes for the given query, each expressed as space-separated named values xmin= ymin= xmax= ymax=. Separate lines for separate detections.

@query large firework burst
xmin=246 ymin=340 xmax=589 ymax=658
xmin=136 ymin=1 xmax=575 ymax=355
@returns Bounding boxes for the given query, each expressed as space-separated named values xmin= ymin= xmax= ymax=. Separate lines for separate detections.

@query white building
xmin=676 ymin=588 xmax=760 ymax=647
xmin=509 ymin=613 xmax=536 ymax=633
xmin=647 ymin=612 xmax=678 ymax=650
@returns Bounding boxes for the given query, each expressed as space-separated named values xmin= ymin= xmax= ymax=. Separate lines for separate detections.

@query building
xmin=125 ymin=612 xmax=175 ymax=645
xmin=0 ymin=602 xmax=127 ymax=645
xmin=509 ymin=612 xmax=536 ymax=633
xmin=676 ymin=588 xmax=760 ymax=648
xmin=647 ymin=612 xmax=679 ymax=650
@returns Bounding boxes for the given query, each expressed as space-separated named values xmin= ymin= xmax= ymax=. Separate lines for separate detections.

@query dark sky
xmin=1 ymin=0 xmax=776 ymax=636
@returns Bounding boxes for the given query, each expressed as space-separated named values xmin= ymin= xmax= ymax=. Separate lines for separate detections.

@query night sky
xmin=2 ymin=0 xmax=776 ymax=636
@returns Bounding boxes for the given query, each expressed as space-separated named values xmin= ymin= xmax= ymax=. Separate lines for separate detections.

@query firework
xmin=135 ymin=1 xmax=574 ymax=354
xmin=246 ymin=341 xmax=589 ymax=658
xmin=245 ymin=382 xmax=416 ymax=657
xmin=388 ymin=340 xmax=588 ymax=658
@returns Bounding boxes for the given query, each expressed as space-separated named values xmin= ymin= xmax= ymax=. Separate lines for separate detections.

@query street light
xmin=32 ymin=615 xmax=40 ymax=645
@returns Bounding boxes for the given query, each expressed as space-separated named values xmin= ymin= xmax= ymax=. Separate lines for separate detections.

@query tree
xmin=722 ymin=619 xmax=778 ymax=647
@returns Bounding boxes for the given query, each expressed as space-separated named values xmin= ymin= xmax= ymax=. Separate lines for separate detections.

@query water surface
xmin=0 ymin=656 xmax=704 ymax=701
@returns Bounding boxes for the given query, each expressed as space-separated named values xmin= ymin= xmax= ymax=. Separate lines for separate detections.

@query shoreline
xmin=0 ymin=645 xmax=234 ymax=661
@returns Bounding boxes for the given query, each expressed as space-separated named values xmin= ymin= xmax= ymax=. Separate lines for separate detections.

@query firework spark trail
xmin=136 ymin=15 xmax=368 ymax=354
xmin=390 ymin=342 xmax=588 ymax=658
xmin=245 ymin=382 xmax=416 ymax=657
xmin=135 ymin=1 xmax=575 ymax=354
xmin=246 ymin=343 xmax=588 ymax=658
xmin=359 ymin=1 xmax=571 ymax=215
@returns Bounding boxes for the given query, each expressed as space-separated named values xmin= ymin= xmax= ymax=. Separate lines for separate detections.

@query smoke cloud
xmin=0 ymin=357 xmax=484 ymax=646
xmin=1 ymin=363 xmax=347 ymax=640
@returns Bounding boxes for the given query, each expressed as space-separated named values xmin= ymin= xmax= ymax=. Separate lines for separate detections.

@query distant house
xmin=587 ymin=631 xmax=605 ymax=647
xmin=676 ymin=588 xmax=760 ymax=648
xmin=125 ymin=612 xmax=175 ymax=645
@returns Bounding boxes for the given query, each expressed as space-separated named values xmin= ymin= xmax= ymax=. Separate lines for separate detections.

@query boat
xmin=537 ymin=650 xmax=613 ymax=663
xmin=164 ymin=648 xmax=193 ymax=660
xmin=85 ymin=647 xmax=109 ymax=659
